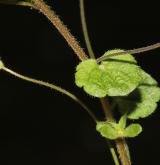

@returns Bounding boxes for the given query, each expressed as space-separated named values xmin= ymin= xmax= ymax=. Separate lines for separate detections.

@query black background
xmin=0 ymin=0 xmax=160 ymax=164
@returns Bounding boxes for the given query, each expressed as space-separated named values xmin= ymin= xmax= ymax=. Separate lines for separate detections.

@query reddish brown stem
xmin=31 ymin=0 xmax=88 ymax=61
xmin=97 ymin=42 xmax=160 ymax=63
xmin=116 ymin=138 xmax=131 ymax=165
xmin=100 ymin=98 xmax=114 ymax=121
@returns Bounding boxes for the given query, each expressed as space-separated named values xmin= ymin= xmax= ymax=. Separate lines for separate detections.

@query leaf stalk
xmin=2 ymin=66 xmax=97 ymax=122
xmin=97 ymin=43 xmax=160 ymax=62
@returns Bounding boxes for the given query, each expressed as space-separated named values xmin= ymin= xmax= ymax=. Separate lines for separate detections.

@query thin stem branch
xmin=2 ymin=66 xmax=97 ymax=122
xmin=31 ymin=0 xmax=88 ymax=61
xmin=97 ymin=42 xmax=160 ymax=62
xmin=80 ymin=0 xmax=95 ymax=59
xmin=15 ymin=1 xmax=33 ymax=7
xmin=0 ymin=1 xmax=32 ymax=7
xmin=106 ymin=140 xmax=120 ymax=165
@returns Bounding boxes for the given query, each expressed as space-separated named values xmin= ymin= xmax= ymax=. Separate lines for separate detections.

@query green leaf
xmin=0 ymin=0 xmax=32 ymax=6
xmin=116 ymin=69 xmax=160 ymax=119
xmin=96 ymin=119 xmax=142 ymax=139
xmin=118 ymin=114 xmax=127 ymax=129
xmin=96 ymin=121 xmax=121 ymax=140
xmin=75 ymin=49 xmax=141 ymax=97
xmin=124 ymin=124 xmax=142 ymax=137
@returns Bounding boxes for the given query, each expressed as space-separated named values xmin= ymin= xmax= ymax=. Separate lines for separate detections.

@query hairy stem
xmin=116 ymin=138 xmax=131 ymax=165
xmin=2 ymin=66 xmax=97 ymax=122
xmin=97 ymin=42 xmax=160 ymax=62
xmin=80 ymin=0 xmax=95 ymax=59
xmin=100 ymin=98 xmax=131 ymax=165
xmin=31 ymin=0 xmax=88 ymax=61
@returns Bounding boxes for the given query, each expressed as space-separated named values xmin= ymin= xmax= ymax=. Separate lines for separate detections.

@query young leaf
xmin=96 ymin=119 xmax=142 ymax=139
xmin=124 ymin=124 xmax=142 ymax=137
xmin=116 ymin=69 xmax=160 ymax=119
xmin=75 ymin=49 xmax=141 ymax=97
xmin=118 ymin=114 xmax=127 ymax=129
xmin=96 ymin=121 xmax=121 ymax=140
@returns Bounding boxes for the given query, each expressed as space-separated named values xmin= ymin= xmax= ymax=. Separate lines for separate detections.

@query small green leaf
xmin=116 ymin=69 xmax=160 ymax=119
xmin=75 ymin=49 xmax=141 ymax=97
xmin=124 ymin=124 xmax=142 ymax=137
xmin=96 ymin=120 xmax=142 ymax=139
xmin=118 ymin=114 xmax=127 ymax=129
xmin=96 ymin=121 xmax=121 ymax=140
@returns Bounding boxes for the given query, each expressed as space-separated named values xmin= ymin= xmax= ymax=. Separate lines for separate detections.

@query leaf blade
xmin=116 ymin=69 xmax=160 ymax=119
xmin=96 ymin=122 xmax=120 ymax=140
xmin=124 ymin=124 xmax=142 ymax=137
xmin=75 ymin=49 xmax=141 ymax=98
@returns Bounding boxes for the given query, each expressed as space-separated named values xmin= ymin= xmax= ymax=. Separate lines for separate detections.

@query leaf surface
xmin=116 ymin=70 xmax=160 ymax=119
xmin=124 ymin=124 xmax=142 ymax=137
xmin=75 ymin=49 xmax=141 ymax=97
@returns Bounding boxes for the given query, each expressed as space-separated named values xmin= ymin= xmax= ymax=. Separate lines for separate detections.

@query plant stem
xmin=80 ymin=0 xmax=95 ymax=59
xmin=15 ymin=1 xmax=33 ymax=7
xmin=2 ymin=66 xmax=97 ymax=122
xmin=31 ymin=0 xmax=88 ymax=61
xmin=0 ymin=1 xmax=32 ymax=7
xmin=100 ymin=98 xmax=131 ymax=165
xmin=97 ymin=42 xmax=160 ymax=62
xmin=115 ymin=138 xmax=131 ymax=165
xmin=100 ymin=98 xmax=114 ymax=122
xmin=106 ymin=140 xmax=120 ymax=165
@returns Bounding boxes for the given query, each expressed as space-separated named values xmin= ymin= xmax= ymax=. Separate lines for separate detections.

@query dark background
xmin=0 ymin=0 xmax=160 ymax=164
